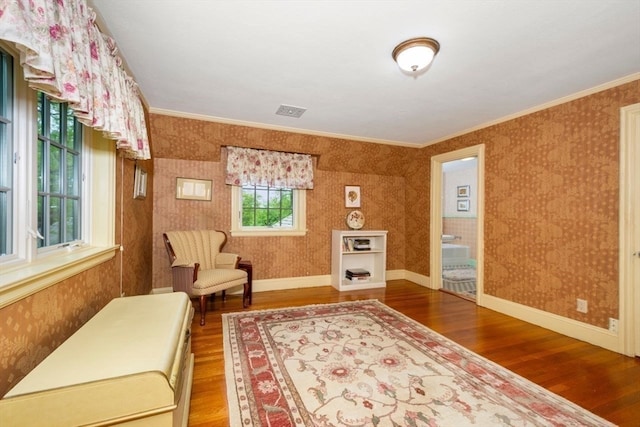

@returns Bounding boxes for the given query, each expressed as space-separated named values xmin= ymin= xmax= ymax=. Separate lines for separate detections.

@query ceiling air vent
xmin=276 ymin=104 xmax=306 ymax=118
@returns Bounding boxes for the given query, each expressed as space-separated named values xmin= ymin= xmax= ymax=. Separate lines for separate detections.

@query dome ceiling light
xmin=392 ymin=37 xmax=440 ymax=74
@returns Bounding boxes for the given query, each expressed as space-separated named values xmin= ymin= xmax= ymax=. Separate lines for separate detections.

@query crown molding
xmin=149 ymin=73 xmax=639 ymax=150
xmin=420 ymin=73 xmax=640 ymax=148
xmin=148 ymin=108 xmax=419 ymax=148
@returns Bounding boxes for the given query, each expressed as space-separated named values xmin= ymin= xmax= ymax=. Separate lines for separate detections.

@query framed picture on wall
xmin=345 ymin=185 xmax=361 ymax=208
xmin=176 ymin=177 xmax=212 ymax=201
xmin=457 ymin=199 xmax=470 ymax=212
xmin=133 ymin=165 xmax=147 ymax=199
xmin=457 ymin=185 xmax=470 ymax=198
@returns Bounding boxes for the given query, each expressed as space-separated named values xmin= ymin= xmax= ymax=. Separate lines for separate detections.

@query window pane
xmin=66 ymin=198 xmax=79 ymax=241
xmin=66 ymin=152 xmax=78 ymax=196
xmin=37 ymin=195 xmax=45 ymax=248
xmin=255 ymin=188 xmax=268 ymax=208
xmin=37 ymin=139 xmax=44 ymax=192
xmin=65 ymin=108 xmax=76 ymax=149
xmin=37 ymin=92 xmax=44 ymax=135
xmin=49 ymin=145 xmax=61 ymax=194
xmin=0 ymin=191 xmax=7 ymax=255
xmin=36 ymin=92 xmax=83 ymax=250
xmin=240 ymin=185 xmax=295 ymax=228
xmin=0 ymin=121 xmax=8 ymax=223
xmin=0 ymin=49 xmax=12 ymax=256
xmin=49 ymin=196 xmax=62 ymax=245
xmin=49 ymin=101 xmax=61 ymax=142
xmin=0 ymin=50 xmax=9 ymax=114
xmin=242 ymin=187 xmax=255 ymax=208
xmin=0 ymin=122 xmax=8 ymax=188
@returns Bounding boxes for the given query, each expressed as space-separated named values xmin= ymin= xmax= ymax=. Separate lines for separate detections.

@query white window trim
xmin=230 ymin=185 xmax=307 ymax=237
xmin=0 ymin=45 xmax=117 ymax=308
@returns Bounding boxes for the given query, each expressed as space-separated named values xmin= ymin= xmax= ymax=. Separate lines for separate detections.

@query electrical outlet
xmin=609 ymin=318 xmax=618 ymax=333
xmin=576 ymin=298 xmax=588 ymax=313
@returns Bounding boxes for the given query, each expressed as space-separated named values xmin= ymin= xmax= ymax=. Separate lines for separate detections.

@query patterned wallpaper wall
xmin=151 ymin=80 xmax=638 ymax=330
xmin=121 ymin=157 xmax=155 ymax=297
xmin=149 ymin=114 xmax=412 ymax=290
xmin=152 ymin=155 xmax=406 ymax=289
xmin=406 ymin=80 xmax=639 ymax=328
xmin=0 ymin=149 xmax=155 ymax=397
xmin=148 ymin=113 xmax=417 ymax=176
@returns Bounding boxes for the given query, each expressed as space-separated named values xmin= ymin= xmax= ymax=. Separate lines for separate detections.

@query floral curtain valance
xmin=0 ymin=0 xmax=150 ymax=159
xmin=225 ymin=146 xmax=314 ymax=190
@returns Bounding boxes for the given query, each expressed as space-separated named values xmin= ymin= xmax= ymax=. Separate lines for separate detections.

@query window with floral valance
xmin=225 ymin=146 xmax=314 ymax=189
xmin=225 ymin=146 xmax=312 ymax=237
xmin=0 ymin=0 xmax=150 ymax=159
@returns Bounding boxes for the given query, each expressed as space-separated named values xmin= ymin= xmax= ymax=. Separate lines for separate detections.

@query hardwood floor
xmin=187 ymin=280 xmax=640 ymax=426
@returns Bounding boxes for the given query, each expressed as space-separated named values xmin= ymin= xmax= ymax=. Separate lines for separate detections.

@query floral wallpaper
xmin=0 ymin=154 xmax=155 ymax=397
xmin=152 ymin=155 xmax=405 ymax=289
xmin=148 ymin=114 xmax=412 ymax=291
xmin=406 ymin=79 xmax=639 ymax=328
xmin=148 ymin=113 xmax=417 ymax=176
xmin=0 ymin=261 xmax=118 ymax=393
xmin=150 ymin=79 xmax=638 ymax=331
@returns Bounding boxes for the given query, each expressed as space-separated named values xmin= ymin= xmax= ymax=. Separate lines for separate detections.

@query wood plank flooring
xmin=187 ymin=280 xmax=640 ymax=426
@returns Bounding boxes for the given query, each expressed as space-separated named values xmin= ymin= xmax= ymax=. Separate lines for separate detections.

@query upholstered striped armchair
xmin=163 ymin=230 xmax=250 ymax=325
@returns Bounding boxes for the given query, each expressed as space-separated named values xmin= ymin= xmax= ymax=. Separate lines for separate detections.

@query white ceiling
xmin=88 ymin=0 xmax=640 ymax=147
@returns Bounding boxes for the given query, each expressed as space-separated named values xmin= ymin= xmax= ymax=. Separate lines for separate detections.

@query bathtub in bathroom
xmin=442 ymin=243 xmax=470 ymax=266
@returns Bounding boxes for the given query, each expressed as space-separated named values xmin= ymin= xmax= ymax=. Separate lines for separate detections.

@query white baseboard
xmin=151 ymin=270 xmax=407 ymax=296
xmin=224 ymin=269 xmax=409 ymax=293
xmin=481 ymin=294 xmax=622 ymax=354
xmin=252 ymin=274 xmax=330 ymax=292
xmin=153 ymin=271 xmax=624 ymax=354
xmin=402 ymin=270 xmax=431 ymax=288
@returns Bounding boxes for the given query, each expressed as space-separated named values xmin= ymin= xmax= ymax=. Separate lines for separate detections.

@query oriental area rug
xmin=223 ymin=300 xmax=614 ymax=427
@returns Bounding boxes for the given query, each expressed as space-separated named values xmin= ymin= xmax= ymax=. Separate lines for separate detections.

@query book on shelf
xmin=342 ymin=238 xmax=372 ymax=252
xmin=342 ymin=237 xmax=355 ymax=252
xmin=353 ymin=239 xmax=371 ymax=250
xmin=345 ymin=266 xmax=371 ymax=283
xmin=345 ymin=268 xmax=370 ymax=278
xmin=345 ymin=275 xmax=370 ymax=283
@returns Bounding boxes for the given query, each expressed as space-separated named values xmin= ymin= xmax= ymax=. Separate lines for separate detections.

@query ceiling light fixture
xmin=392 ymin=37 xmax=440 ymax=73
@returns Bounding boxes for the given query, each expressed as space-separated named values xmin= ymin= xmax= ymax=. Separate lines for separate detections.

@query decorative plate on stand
xmin=346 ymin=210 xmax=365 ymax=230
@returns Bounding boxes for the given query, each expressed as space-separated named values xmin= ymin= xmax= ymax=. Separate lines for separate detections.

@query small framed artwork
xmin=457 ymin=185 xmax=470 ymax=198
xmin=457 ymin=199 xmax=470 ymax=212
xmin=176 ymin=177 xmax=212 ymax=201
xmin=345 ymin=185 xmax=361 ymax=208
xmin=133 ymin=165 xmax=147 ymax=199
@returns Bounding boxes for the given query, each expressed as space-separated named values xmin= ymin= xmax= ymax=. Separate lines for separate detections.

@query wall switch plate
xmin=609 ymin=318 xmax=618 ymax=333
xmin=576 ymin=298 xmax=588 ymax=313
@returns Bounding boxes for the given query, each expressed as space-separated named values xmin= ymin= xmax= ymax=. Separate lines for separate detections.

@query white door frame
xmin=620 ymin=103 xmax=640 ymax=357
xmin=430 ymin=144 xmax=485 ymax=305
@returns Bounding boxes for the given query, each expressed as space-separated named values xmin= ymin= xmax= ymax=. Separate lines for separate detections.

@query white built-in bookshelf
xmin=331 ymin=230 xmax=388 ymax=291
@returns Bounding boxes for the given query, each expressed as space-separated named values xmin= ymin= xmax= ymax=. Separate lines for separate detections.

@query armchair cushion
xmin=215 ymin=252 xmax=240 ymax=269
xmin=192 ymin=269 xmax=247 ymax=295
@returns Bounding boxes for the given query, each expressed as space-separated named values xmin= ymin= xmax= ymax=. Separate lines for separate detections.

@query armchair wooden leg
xmin=199 ymin=295 xmax=207 ymax=326
xmin=243 ymin=282 xmax=250 ymax=308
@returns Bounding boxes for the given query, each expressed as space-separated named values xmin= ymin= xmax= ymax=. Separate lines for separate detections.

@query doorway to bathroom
xmin=430 ymin=145 xmax=485 ymax=304
xmin=441 ymin=158 xmax=478 ymax=300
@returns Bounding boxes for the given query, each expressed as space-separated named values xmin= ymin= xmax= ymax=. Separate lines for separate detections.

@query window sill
xmin=0 ymin=245 xmax=119 ymax=309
